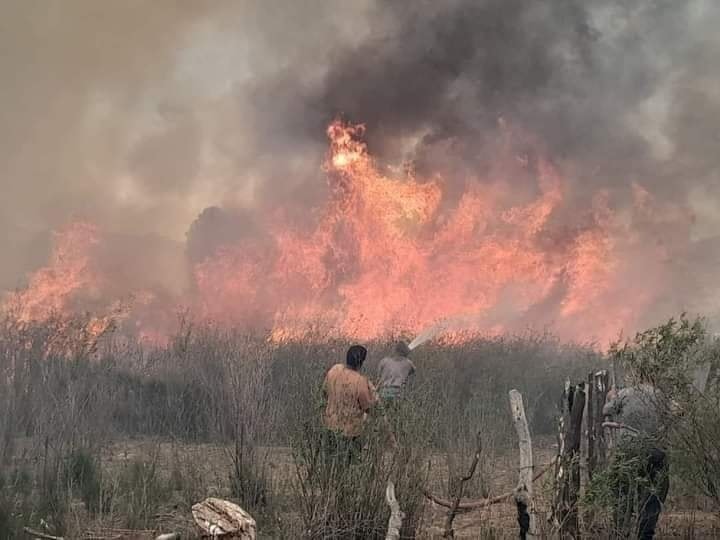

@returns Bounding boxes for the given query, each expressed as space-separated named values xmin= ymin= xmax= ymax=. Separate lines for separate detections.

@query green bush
xmin=609 ymin=315 xmax=720 ymax=511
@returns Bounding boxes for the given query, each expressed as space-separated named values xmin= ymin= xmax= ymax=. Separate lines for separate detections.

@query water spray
xmin=408 ymin=320 xmax=449 ymax=350
xmin=408 ymin=314 xmax=489 ymax=350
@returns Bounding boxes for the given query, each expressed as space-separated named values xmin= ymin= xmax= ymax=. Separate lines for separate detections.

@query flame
xmin=195 ymin=120 xmax=626 ymax=344
xmin=3 ymin=120 xmax=685 ymax=348
xmin=3 ymin=222 xmax=101 ymax=322
xmin=1 ymin=223 xmax=165 ymax=349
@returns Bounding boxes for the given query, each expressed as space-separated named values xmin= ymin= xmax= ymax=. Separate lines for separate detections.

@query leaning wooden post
xmin=509 ymin=389 xmax=536 ymax=539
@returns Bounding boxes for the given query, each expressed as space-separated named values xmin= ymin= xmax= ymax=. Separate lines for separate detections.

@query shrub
xmin=64 ymin=449 xmax=103 ymax=514
xmin=291 ymin=385 xmax=433 ymax=539
xmin=609 ymin=315 xmax=720 ymax=511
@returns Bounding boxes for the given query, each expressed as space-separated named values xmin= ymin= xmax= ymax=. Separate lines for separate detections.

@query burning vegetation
xmin=0 ymin=119 xmax=703 ymax=347
xmin=1 ymin=4 xmax=720 ymax=538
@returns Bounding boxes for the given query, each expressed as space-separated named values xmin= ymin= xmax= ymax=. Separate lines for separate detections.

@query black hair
xmin=395 ymin=341 xmax=411 ymax=357
xmin=346 ymin=344 xmax=367 ymax=370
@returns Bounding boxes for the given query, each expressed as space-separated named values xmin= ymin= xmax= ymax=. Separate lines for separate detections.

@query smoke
xmin=2 ymin=0 xmax=719 ymax=336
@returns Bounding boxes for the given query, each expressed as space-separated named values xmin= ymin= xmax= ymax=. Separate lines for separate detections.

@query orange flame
xmin=4 ymin=120 xmax=679 ymax=348
xmin=3 ymin=222 xmax=101 ymax=322
xmin=195 ymin=120 xmax=627 ymax=344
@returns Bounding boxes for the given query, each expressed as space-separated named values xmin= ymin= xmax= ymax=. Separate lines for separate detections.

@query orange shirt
xmin=323 ymin=363 xmax=377 ymax=437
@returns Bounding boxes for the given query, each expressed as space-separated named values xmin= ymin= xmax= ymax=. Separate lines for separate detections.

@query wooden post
xmin=510 ymin=389 xmax=536 ymax=539
xmin=585 ymin=370 xmax=609 ymax=534
xmin=592 ymin=371 xmax=609 ymax=469
xmin=552 ymin=379 xmax=571 ymax=531
xmin=586 ymin=372 xmax=595 ymax=480
xmin=385 ymin=481 xmax=405 ymax=540
xmin=553 ymin=381 xmax=586 ymax=539
xmin=568 ymin=382 xmax=586 ymax=539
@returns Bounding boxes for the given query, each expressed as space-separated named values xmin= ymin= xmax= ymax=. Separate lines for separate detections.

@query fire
xmin=3 ymin=222 xmax=101 ymax=322
xmin=3 ymin=120 xmax=680 ymax=347
xmin=195 ymin=120 xmax=625 ymax=344
xmin=1 ymin=222 xmax=165 ymax=348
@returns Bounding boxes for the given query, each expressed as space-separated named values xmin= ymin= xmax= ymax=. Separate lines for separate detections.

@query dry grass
xmin=0 ymin=314 xmax=718 ymax=538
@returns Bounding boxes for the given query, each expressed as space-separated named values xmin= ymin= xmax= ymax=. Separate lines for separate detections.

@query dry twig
xmin=423 ymin=458 xmax=556 ymax=511
xmin=443 ymin=431 xmax=482 ymax=538
xmin=22 ymin=527 xmax=64 ymax=540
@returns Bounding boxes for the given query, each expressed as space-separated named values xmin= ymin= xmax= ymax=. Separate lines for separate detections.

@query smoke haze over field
xmin=1 ymin=0 xmax=719 ymax=342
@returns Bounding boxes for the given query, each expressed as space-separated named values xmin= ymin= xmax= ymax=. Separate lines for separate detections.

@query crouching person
xmin=603 ymin=383 xmax=670 ymax=539
xmin=322 ymin=344 xmax=377 ymax=465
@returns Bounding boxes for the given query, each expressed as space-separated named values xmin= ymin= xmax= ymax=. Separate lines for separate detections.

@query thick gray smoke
xmin=1 ymin=1 xmax=719 ymax=333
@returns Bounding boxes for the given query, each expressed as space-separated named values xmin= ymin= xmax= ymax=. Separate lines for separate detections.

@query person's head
xmin=395 ymin=341 xmax=411 ymax=358
xmin=346 ymin=345 xmax=367 ymax=370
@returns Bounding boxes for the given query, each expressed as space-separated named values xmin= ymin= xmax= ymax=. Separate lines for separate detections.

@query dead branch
xmin=602 ymin=421 xmax=639 ymax=434
xmin=443 ymin=431 xmax=482 ymax=538
xmin=423 ymin=458 xmax=556 ymax=511
xmin=385 ymin=481 xmax=405 ymax=540
xmin=82 ymin=528 xmax=170 ymax=540
xmin=23 ymin=527 xmax=64 ymax=540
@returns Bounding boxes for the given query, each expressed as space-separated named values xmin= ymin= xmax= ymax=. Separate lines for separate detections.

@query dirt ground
xmin=84 ymin=438 xmax=720 ymax=539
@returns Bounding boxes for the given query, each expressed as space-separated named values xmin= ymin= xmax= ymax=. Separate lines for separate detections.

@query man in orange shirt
xmin=323 ymin=344 xmax=378 ymax=462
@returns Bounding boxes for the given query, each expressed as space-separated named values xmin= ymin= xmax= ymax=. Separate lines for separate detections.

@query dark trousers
xmin=615 ymin=447 xmax=669 ymax=539
xmin=637 ymin=448 xmax=669 ymax=539
xmin=322 ymin=428 xmax=362 ymax=466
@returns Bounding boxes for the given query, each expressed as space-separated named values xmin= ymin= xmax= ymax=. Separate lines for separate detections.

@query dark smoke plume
xmin=2 ymin=0 xmax=719 ymax=333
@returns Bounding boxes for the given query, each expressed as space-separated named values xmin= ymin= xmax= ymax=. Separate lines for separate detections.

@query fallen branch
xmin=424 ymin=458 xmax=556 ymax=511
xmin=443 ymin=431 xmax=482 ymax=538
xmin=385 ymin=481 xmax=405 ymax=540
xmin=602 ymin=421 xmax=639 ymax=435
xmin=22 ymin=527 xmax=64 ymax=540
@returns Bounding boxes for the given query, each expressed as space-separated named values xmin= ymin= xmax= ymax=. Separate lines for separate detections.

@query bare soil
xmin=66 ymin=438 xmax=719 ymax=539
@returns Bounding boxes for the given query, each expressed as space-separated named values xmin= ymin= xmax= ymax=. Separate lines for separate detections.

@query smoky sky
xmin=1 ymin=0 xmax=719 ymax=326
